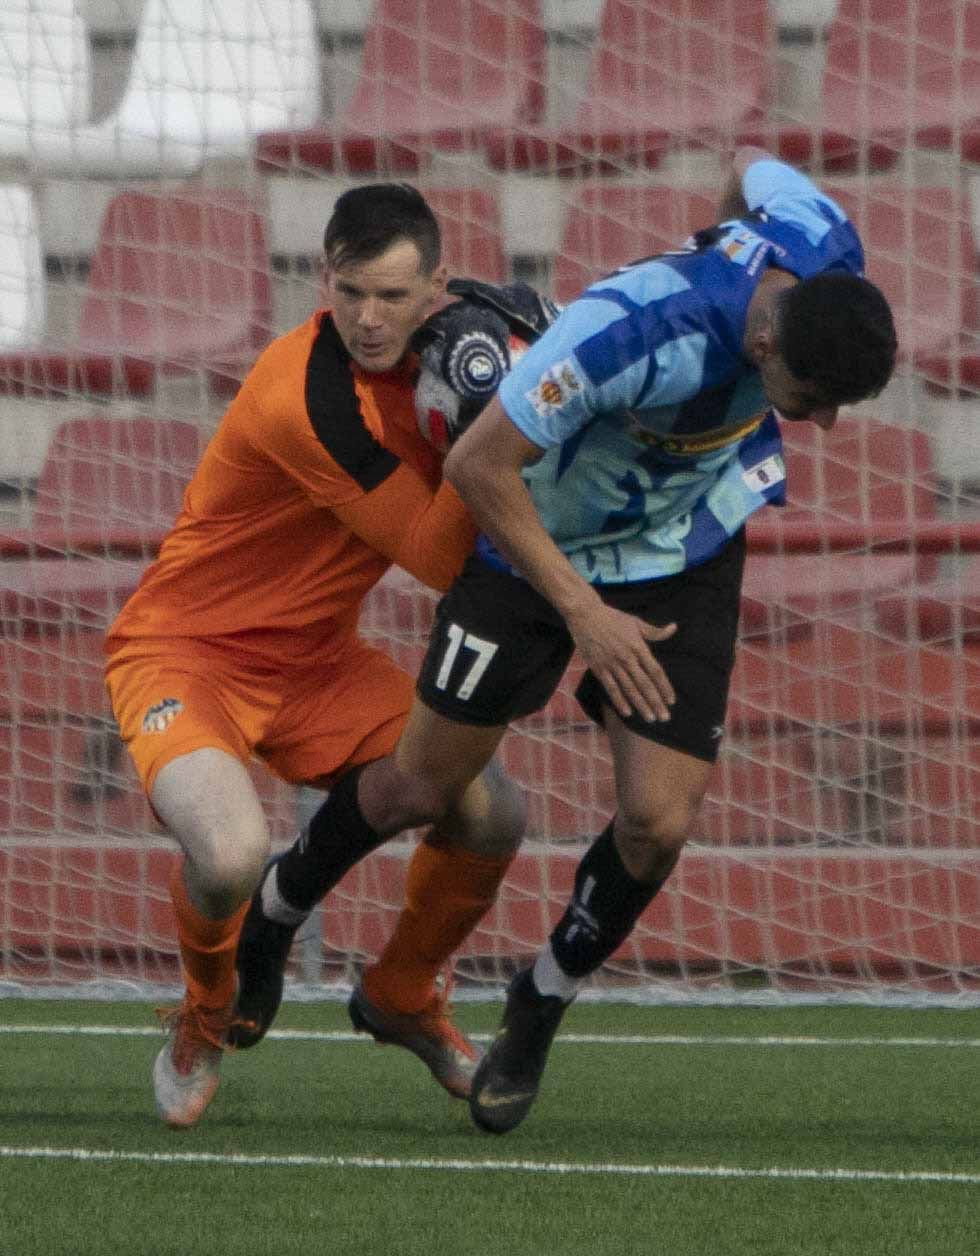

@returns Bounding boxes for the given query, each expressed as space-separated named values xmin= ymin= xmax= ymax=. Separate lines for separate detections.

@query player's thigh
xmin=416 ymin=555 xmax=575 ymax=728
xmin=106 ymin=653 xmax=276 ymax=889
xmin=261 ymin=641 xmax=415 ymax=787
xmin=396 ymin=696 xmax=509 ymax=797
xmin=605 ymin=709 xmax=715 ymax=842
xmin=576 ymin=532 xmax=745 ymax=765
xmin=105 ymin=652 xmax=270 ymax=798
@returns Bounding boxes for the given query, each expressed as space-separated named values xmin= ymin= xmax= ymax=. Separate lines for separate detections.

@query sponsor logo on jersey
xmin=627 ymin=410 xmax=766 ymax=455
xmin=141 ymin=697 xmax=183 ymax=735
xmin=526 ymin=357 xmax=583 ymax=417
xmin=742 ymin=453 xmax=786 ymax=493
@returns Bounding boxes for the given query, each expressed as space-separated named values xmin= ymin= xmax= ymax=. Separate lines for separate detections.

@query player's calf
xmin=228 ymin=855 xmax=305 ymax=1049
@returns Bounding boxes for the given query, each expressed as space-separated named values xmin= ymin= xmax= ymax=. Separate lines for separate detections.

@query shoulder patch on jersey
xmin=304 ymin=315 xmax=400 ymax=492
xmin=525 ymin=357 xmax=583 ymax=418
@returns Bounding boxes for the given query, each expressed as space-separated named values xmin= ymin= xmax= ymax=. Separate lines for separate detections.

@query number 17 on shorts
xmin=434 ymin=622 xmax=498 ymax=701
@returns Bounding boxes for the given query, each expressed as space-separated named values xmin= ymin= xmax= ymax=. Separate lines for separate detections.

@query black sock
xmin=548 ymin=822 xmax=673 ymax=979
xmin=273 ymin=766 xmax=388 ymax=913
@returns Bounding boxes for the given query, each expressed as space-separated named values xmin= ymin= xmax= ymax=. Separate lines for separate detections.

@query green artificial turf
xmin=0 ymin=999 xmax=976 ymax=1256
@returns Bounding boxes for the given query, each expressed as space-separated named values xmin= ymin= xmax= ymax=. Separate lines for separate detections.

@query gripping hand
xmin=413 ymin=279 xmax=559 ymax=452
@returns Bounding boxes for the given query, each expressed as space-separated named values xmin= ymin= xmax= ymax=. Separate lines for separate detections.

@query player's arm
xmin=243 ymin=375 xmax=475 ymax=594
xmin=319 ymin=284 xmax=557 ymax=590
xmin=718 ymin=145 xmax=840 ymax=220
xmin=444 ymin=396 xmax=676 ymax=724
xmin=715 ymin=145 xmax=797 ymax=219
xmin=724 ymin=146 xmax=862 ymax=276
xmin=331 ymin=470 xmax=475 ymax=593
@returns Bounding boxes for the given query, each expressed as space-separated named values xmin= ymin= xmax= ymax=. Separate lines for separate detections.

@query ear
xmin=429 ymin=263 xmax=449 ymax=302
xmin=744 ymin=301 xmax=780 ymax=367
xmin=318 ymin=253 xmax=333 ymax=302
xmin=752 ymin=321 xmax=776 ymax=359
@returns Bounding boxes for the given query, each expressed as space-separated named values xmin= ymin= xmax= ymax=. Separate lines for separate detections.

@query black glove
xmin=412 ymin=278 xmax=559 ymax=452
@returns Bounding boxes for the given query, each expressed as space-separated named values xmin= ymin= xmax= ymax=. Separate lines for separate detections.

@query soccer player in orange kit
xmin=105 ymin=184 xmax=547 ymax=1127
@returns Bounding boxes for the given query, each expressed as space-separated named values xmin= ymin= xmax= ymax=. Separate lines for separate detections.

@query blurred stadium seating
xmin=484 ymin=0 xmax=773 ymax=174
xmin=0 ymin=0 xmax=977 ymax=992
xmin=256 ymin=0 xmax=545 ymax=174
xmin=31 ymin=0 xmax=320 ymax=177
xmin=745 ymin=0 xmax=980 ymax=172
xmin=0 ymin=0 xmax=90 ymax=164
xmin=0 ymin=187 xmax=271 ymax=399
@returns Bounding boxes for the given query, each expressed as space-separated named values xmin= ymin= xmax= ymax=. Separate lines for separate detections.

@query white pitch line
xmin=0 ymin=1145 xmax=977 ymax=1185
xmin=0 ymin=1025 xmax=979 ymax=1048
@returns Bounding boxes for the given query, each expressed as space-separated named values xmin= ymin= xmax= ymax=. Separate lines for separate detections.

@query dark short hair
xmin=323 ymin=183 xmax=441 ymax=273
xmin=776 ymin=271 xmax=898 ymax=405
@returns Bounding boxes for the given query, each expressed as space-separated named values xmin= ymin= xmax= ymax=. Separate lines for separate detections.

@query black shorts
xmin=416 ymin=529 xmax=746 ymax=763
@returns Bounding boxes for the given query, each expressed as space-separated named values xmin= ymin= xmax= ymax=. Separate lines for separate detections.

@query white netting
xmin=0 ymin=0 xmax=977 ymax=1002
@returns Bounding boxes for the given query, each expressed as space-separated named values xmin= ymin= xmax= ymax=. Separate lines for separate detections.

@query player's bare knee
xmin=484 ymin=766 xmax=526 ymax=855
xmin=614 ymin=801 xmax=693 ymax=882
xmin=442 ymin=763 xmax=526 ymax=858
xmin=184 ymin=830 xmax=268 ymax=915
xmin=358 ymin=755 xmax=462 ymax=832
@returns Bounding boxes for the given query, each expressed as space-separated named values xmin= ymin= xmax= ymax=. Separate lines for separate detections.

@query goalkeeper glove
xmin=413 ymin=278 xmax=559 ymax=452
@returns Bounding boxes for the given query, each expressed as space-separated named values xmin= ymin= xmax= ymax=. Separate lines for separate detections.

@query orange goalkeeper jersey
xmin=106 ymin=311 xmax=475 ymax=670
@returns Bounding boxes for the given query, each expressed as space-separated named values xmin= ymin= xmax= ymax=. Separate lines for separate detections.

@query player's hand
xmin=413 ymin=279 xmax=559 ymax=454
xmin=413 ymin=300 xmax=512 ymax=452
xmin=566 ymin=598 xmax=677 ymax=723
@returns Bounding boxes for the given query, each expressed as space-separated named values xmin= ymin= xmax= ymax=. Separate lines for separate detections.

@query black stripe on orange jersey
xmin=304 ymin=313 xmax=400 ymax=491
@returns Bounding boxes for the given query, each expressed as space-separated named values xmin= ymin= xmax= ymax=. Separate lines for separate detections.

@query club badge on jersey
xmin=413 ymin=277 xmax=559 ymax=453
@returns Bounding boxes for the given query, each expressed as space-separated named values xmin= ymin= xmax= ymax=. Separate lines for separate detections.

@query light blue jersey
xmin=483 ymin=159 xmax=865 ymax=583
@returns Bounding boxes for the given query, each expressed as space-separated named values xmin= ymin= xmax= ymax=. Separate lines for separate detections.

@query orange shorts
xmin=105 ymin=635 xmax=413 ymax=797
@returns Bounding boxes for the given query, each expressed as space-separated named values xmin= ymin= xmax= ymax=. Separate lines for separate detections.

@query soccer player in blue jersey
xmin=234 ymin=149 xmax=896 ymax=1129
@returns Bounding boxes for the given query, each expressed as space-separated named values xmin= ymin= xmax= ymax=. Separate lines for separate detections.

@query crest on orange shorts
xmin=141 ymin=697 xmax=183 ymax=735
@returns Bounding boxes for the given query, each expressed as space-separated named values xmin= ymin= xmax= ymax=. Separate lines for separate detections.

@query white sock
xmin=532 ymin=944 xmax=583 ymax=1002
xmin=260 ymin=864 xmax=309 ymax=927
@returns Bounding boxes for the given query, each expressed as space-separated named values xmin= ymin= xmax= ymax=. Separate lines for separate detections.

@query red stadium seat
xmin=423 ymin=188 xmax=508 ymax=283
xmin=256 ymin=0 xmax=545 ymax=175
xmin=916 ymin=330 xmax=980 ymax=395
xmin=742 ymin=420 xmax=940 ymax=638
xmin=824 ymin=183 xmax=979 ymax=366
xmin=728 ymin=626 xmax=979 ymax=738
xmin=0 ymin=625 xmax=147 ymax=844
xmin=486 ymin=0 xmax=772 ymax=174
xmin=0 ymin=417 xmax=202 ymax=635
xmin=873 ymin=557 xmax=980 ymax=644
xmin=708 ymin=730 xmax=979 ymax=850
xmin=500 ymin=725 xmax=615 ymax=840
xmin=0 ymin=188 xmax=271 ymax=399
xmin=700 ymin=748 xmax=837 ymax=846
xmin=881 ymin=736 xmax=980 ymax=847
xmin=0 ymin=417 xmax=203 ymax=845
xmin=745 ymin=0 xmax=980 ymax=173
xmin=552 ymin=184 xmax=717 ymax=304
xmin=31 ymin=415 xmax=202 ymax=541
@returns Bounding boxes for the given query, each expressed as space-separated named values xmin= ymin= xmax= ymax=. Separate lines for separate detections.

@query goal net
xmin=0 ymin=0 xmax=977 ymax=1003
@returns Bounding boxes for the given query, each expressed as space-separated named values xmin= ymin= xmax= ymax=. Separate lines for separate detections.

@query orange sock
xmin=361 ymin=841 xmax=514 ymax=1016
xmin=169 ymin=860 xmax=249 ymax=1011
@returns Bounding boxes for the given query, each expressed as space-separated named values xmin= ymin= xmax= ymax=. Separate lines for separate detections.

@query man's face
xmin=325 ymin=239 xmax=445 ymax=373
xmin=757 ymin=351 xmax=839 ymax=431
